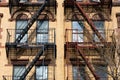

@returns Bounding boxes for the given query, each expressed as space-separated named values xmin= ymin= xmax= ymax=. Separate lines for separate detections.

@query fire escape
xmin=64 ymin=0 xmax=112 ymax=80
xmin=4 ymin=0 xmax=56 ymax=80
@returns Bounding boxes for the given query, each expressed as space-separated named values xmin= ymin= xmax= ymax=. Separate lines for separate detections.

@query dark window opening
xmin=116 ymin=16 xmax=120 ymax=28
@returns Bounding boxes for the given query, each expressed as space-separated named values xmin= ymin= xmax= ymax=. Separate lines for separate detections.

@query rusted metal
xmin=76 ymin=45 xmax=100 ymax=80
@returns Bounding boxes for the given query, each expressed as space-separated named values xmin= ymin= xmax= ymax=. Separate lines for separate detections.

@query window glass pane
xmin=72 ymin=21 xmax=84 ymax=42
xmin=16 ymin=20 xmax=28 ymax=43
xmin=76 ymin=0 xmax=82 ymax=1
xmin=13 ymin=66 xmax=26 ymax=80
xmin=36 ymin=21 xmax=48 ymax=43
xmin=36 ymin=66 xmax=48 ymax=80
xmin=37 ymin=0 xmax=45 ymax=2
xmin=91 ymin=0 xmax=100 ymax=2
xmin=93 ymin=21 xmax=105 ymax=42
xmin=20 ymin=0 xmax=28 ymax=2
xmin=94 ymin=65 xmax=108 ymax=80
xmin=73 ymin=66 xmax=86 ymax=80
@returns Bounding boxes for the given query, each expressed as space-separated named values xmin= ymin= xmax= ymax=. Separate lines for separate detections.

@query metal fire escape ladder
xmin=19 ymin=46 xmax=46 ymax=80
xmin=76 ymin=45 xmax=100 ymax=80
xmin=15 ymin=1 xmax=47 ymax=43
xmin=73 ymin=0 xmax=106 ymax=43
xmin=70 ymin=1 xmax=106 ymax=80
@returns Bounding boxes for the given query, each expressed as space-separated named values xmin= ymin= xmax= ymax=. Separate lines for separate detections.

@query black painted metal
xmin=15 ymin=1 xmax=46 ymax=43
xmin=19 ymin=46 xmax=45 ymax=80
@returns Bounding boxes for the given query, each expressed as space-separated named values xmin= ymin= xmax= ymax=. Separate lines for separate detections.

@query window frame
xmin=93 ymin=21 xmax=105 ymax=42
xmin=13 ymin=65 xmax=26 ymax=80
xmin=15 ymin=19 xmax=28 ymax=43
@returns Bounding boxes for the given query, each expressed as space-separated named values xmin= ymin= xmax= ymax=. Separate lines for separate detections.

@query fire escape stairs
xmin=76 ymin=45 xmax=100 ymax=80
xmin=73 ymin=0 xmax=106 ymax=43
xmin=19 ymin=46 xmax=46 ymax=80
xmin=12 ymin=0 xmax=48 ymax=80
xmin=15 ymin=0 xmax=46 ymax=43
xmin=70 ymin=0 xmax=108 ymax=80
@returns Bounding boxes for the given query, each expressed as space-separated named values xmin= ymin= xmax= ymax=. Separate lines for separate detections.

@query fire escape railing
xmin=76 ymin=46 xmax=100 ymax=80
xmin=6 ymin=28 xmax=56 ymax=44
xmin=19 ymin=46 xmax=45 ymax=80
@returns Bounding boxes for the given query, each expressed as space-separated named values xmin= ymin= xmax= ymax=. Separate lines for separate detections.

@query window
xmin=93 ymin=21 xmax=105 ymax=42
xmin=36 ymin=66 xmax=48 ymax=80
xmin=94 ymin=65 xmax=108 ymax=80
xmin=36 ymin=20 xmax=49 ymax=43
xmin=13 ymin=66 xmax=26 ymax=80
xmin=16 ymin=20 xmax=28 ymax=43
xmin=73 ymin=66 xmax=86 ymax=80
xmin=72 ymin=21 xmax=84 ymax=42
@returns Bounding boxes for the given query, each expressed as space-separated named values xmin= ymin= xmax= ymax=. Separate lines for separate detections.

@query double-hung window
xmin=72 ymin=21 xmax=84 ymax=42
xmin=13 ymin=66 xmax=26 ymax=80
xmin=93 ymin=21 xmax=105 ymax=42
xmin=36 ymin=66 xmax=48 ymax=80
xmin=16 ymin=20 xmax=28 ymax=43
xmin=36 ymin=20 xmax=49 ymax=43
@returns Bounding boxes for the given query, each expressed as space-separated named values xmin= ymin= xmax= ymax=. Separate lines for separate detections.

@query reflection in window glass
xmin=91 ymin=0 xmax=100 ymax=2
xmin=72 ymin=21 xmax=84 ymax=42
xmin=16 ymin=20 xmax=28 ymax=43
xmin=93 ymin=21 xmax=105 ymax=42
xmin=73 ymin=66 xmax=86 ymax=80
xmin=76 ymin=0 xmax=82 ymax=1
xmin=20 ymin=0 xmax=28 ymax=2
xmin=94 ymin=65 xmax=108 ymax=80
xmin=36 ymin=21 xmax=48 ymax=43
xmin=13 ymin=66 xmax=26 ymax=80
xmin=36 ymin=66 xmax=48 ymax=80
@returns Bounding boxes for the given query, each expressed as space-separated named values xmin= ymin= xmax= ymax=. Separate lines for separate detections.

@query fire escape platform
xmin=6 ymin=42 xmax=56 ymax=48
xmin=65 ymin=42 xmax=112 ymax=49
